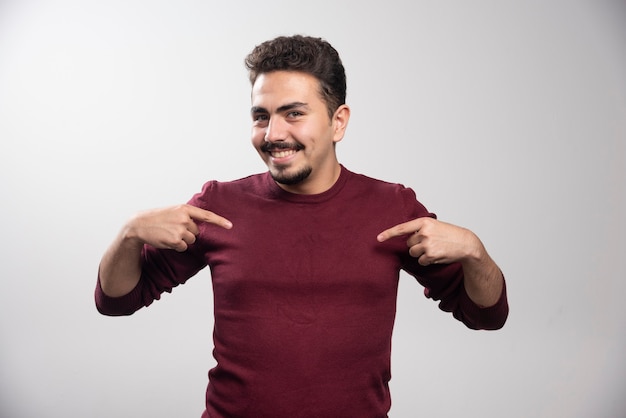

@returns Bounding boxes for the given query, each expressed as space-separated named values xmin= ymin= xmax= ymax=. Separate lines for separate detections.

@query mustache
xmin=260 ymin=142 xmax=304 ymax=153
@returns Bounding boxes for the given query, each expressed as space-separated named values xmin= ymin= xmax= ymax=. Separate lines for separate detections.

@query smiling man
xmin=96 ymin=35 xmax=508 ymax=418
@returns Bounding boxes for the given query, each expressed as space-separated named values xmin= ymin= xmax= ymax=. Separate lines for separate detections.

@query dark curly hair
xmin=245 ymin=35 xmax=346 ymax=119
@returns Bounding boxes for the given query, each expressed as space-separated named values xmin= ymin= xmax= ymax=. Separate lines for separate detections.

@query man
xmin=96 ymin=35 xmax=508 ymax=418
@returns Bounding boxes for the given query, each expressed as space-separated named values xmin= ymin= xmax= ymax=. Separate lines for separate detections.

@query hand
xmin=126 ymin=204 xmax=233 ymax=252
xmin=378 ymin=217 xmax=504 ymax=308
xmin=377 ymin=217 xmax=481 ymax=266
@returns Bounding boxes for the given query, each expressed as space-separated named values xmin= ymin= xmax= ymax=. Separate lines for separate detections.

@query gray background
xmin=1 ymin=0 xmax=624 ymax=417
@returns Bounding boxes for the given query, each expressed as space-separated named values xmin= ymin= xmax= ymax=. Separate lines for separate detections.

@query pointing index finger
xmin=377 ymin=219 xmax=423 ymax=242
xmin=185 ymin=204 xmax=233 ymax=229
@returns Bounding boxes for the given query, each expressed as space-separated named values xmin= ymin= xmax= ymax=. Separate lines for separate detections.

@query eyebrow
xmin=250 ymin=102 xmax=309 ymax=114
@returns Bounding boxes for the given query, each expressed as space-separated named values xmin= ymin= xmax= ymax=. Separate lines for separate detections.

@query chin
xmin=270 ymin=165 xmax=312 ymax=186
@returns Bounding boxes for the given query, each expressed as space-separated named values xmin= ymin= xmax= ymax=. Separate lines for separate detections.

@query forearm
xmin=98 ymin=225 xmax=144 ymax=297
xmin=460 ymin=242 xmax=504 ymax=308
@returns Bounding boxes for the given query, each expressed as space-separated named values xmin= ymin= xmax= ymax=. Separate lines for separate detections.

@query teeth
xmin=272 ymin=150 xmax=296 ymax=158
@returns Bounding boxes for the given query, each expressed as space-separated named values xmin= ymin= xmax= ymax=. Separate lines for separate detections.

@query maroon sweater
xmin=95 ymin=166 xmax=508 ymax=417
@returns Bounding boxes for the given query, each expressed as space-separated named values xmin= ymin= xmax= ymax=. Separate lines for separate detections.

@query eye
xmin=287 ymin=111 xmax=303 ymax=118
xmin=252 ymin=113 xmax=269 ymax=124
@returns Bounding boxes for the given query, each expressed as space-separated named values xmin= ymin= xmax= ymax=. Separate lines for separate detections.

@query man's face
xmin=250 ymin=71 xmax=349 ymax=194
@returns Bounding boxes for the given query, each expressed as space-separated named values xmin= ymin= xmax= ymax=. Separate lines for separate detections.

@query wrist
xmin=460 ymin=230 xmax=486 ymax=264
xmin=120 ymin=218 xmax=146 ymax=249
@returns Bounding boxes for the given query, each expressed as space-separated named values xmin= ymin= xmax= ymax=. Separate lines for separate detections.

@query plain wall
xmin=1 ymin=1 xmax=624 ymax=417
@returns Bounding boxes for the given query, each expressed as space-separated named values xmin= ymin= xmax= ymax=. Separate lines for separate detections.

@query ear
xmin=332 ymin=104 xmax=351 ymax=143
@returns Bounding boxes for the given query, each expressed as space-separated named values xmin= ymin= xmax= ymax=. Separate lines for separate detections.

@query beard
xmin=261 ymin=141 xmax=311 ymax=186
xmin=269 ymin=164 xmax=313 ymax=185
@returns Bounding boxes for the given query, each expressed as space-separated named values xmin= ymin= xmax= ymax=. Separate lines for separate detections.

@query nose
xmin=264 ymin=116 xmax=287 ymax=143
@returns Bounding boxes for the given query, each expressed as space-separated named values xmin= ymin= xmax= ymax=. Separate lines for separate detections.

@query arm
xmin=377 ymin=217 xmax=503 ymax=308
xmin=99 ymin=204 xmax=233 ymax=298
xmin=455 ymin=231 xmax=503 ymax=308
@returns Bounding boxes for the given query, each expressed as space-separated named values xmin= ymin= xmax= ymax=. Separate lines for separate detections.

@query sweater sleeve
xmin=95 ymin=183 xmax=220 ymax=316
xmin=95 ymin=244 xmax=208 ymax=316
xmin=405 ymin=262 xmax=508 ymax=330
xmin=398 ymin=187 xmax=509 ymax=330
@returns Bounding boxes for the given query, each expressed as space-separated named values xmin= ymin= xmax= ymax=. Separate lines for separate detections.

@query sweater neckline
xmin=264 ymin=165 xmax=350 ymax=203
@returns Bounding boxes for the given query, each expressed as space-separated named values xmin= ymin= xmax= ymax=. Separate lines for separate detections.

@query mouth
xmin=261 ymin=143 xmax=304 ymax=162
xmin=271 ymin=149 xmax=297 ymax=158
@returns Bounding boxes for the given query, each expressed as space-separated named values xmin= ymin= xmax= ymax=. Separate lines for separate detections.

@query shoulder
xmin=344 ymin=167 xmax=417 ymax=199
xmin=347 ymin=169 xmax=404 ymax=189
xmin=188 ymin=172 xmax=270 ymax=208
xmin=204 ymin=172 xmax=269 ymax=193
xmin=342 ymin=167 xmax=433 ymax=219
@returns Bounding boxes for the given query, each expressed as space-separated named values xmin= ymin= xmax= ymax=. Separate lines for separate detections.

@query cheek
xmin=250 ymin=128 xmax=265 ymax=148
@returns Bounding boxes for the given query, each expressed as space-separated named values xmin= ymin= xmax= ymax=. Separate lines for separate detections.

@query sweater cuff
xmin=458 ymin=279 xmax=509 ymax=330
xmin=94 ymin=275 xmax=144 ymax=316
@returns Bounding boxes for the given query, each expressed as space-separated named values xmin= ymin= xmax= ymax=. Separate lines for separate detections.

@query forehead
xmin=251 ymin=71 xmax=322 ymax=107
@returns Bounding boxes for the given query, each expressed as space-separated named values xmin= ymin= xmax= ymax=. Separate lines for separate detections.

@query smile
xmin=271 ymin=149 xmax=298 ymax=158
xmin=262 ymin=142 xmax=304 ymax=161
